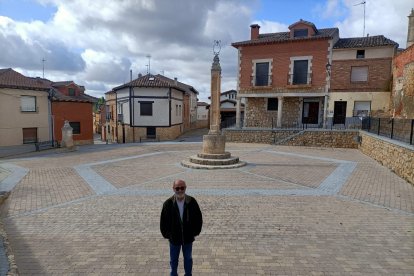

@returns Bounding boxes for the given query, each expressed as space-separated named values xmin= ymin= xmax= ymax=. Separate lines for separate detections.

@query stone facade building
xmin=232 ymin=20 xmax=338 ymax=128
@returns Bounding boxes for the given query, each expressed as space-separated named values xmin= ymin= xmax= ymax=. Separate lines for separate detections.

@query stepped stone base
xmin=181 ymin=133 xmax=246 ymax=169
xmin=181 ymin=159 xmax=246 ymax=170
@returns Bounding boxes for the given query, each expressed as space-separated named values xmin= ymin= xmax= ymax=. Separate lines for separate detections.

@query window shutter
xmin=21 ymin=96 xmax=36 ymax=111
xmin=351 ymin=67 xmax=368 ymax=82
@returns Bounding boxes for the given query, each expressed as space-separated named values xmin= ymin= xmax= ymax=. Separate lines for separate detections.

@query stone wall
xmin=282 ymin=130 xmax=359 ymax=148
xmin=225 ymin=129 xmax=359 ymax=148
xmin=359 ymin=131 xmax=413 ymax=184
xmin=282 ymin=97 xmax=301 ymax=127
xmin=157 ymin=124 xmax=183 ymax=140
xmin=391 ymin=44 xmax=414 ymax=118
xmin=245 ymin=98 xmax=275 ymax=128
xmin=244 ymin=97 xmax=301 ymax=128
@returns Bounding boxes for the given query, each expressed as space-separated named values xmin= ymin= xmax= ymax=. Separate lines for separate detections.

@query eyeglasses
xmin=174 ymin=186 xmax=186 ymax=191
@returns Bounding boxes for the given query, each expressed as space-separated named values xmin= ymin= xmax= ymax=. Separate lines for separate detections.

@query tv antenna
xmin=354 ymin=1 xmax=366 ymax=37
xmin=146 ymin=54 xmax=151 ymax=74
xmin=42 ymin=58 xmax=46 ymax=78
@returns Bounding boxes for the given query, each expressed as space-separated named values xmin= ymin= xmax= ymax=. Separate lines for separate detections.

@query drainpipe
xmin=48 ymin=89 xmax=55 ymax=144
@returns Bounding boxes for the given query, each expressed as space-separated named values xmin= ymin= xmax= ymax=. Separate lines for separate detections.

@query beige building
xmin=0 ymin=69 xmax=51 ymax=146
xmin=329 ymin=36 xmax=398 ymax=122
xmin=103 ymin=90 xmax=117 ymax=142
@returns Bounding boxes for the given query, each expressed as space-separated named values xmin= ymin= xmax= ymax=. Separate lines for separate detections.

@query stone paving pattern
xmin=0 ymin=143 xmax=413 ymax=275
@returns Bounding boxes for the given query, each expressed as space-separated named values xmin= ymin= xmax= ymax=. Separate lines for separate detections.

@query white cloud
xmin=0 ymin=0 xmax=256 ymax=101
xmin=334 ymin=0 xmax=411 ymax=47
xmin=1 ymin=0 xmax=411 ymax=102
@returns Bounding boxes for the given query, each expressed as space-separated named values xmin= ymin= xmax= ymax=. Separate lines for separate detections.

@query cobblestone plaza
xmin=1 ymin=142 xmax=413 ymax=275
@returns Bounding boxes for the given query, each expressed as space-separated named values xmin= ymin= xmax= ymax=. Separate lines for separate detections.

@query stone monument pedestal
xmin=181 ymin=134 xmax=246 ymax=169
xmin=181 ymin=46 xmax=245 ymax=169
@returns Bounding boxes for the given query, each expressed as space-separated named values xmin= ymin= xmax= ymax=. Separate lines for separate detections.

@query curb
xmin=0 ymin=192 xmax=19 ymax=276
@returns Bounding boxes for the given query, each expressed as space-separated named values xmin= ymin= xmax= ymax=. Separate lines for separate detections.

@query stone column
xmin=209 ymin=54 xmax=221 ymax=135
xmin=277 ymin=96 xmax=283 ymax=128
xmin=202 ymin=54 xmax=226 ymax=154
xmin=236 ymin=97 xmax=241 ymax=128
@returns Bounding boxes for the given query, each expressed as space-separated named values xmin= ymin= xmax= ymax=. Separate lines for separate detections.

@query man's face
xmin=173 ymin=180 xmax=186 ymax=200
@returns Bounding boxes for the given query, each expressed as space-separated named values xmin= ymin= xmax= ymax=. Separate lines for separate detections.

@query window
xmin=293 ymin=60 xmax=309 ymax=84
xmin=356 ymin=50 xmax=365 ymax=59
xmin=22 ymin=128 xmax=37 ymax=143
xmin=21 ymin=96 xmax=36 ymax=112
xmin=267 ymin=98 xmax=278 ymax=111
xmin=353 ymin=101 xmax=371 ymax=117
xmin=140 ymin=101 xmax=153 ymax=116
xmin=68 ymin=88 xmax=75 ymax=96
xmin=293 ymin=28 xmax=308 ymax=38
xmin=69 ymin=122 xmax=81 ymax=134
xmin=351 ymin=66 xmax=368 ymax=82
xmin=255 ymin=62 xmax=270 ymax=86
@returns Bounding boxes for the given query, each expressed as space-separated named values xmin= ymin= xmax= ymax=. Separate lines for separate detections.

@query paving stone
xmin=0 ymin=143 xmax=412 ymax=275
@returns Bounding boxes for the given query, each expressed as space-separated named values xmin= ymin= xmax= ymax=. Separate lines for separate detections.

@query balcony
xmin=287 ymin=73 xmax=312 ymax=86
xmin=251 ymin=74 xmax=272 ymax=87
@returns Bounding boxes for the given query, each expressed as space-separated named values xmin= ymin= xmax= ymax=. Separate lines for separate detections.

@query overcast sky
xmin=0 ymin=0 xmax=412 ymax=101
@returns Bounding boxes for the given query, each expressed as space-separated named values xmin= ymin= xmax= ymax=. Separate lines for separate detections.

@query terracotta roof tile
xmin=0 ymin=68 xmax=96 ymax=103
xmin=113 ymin=74 xmax=199 ymax=95
xmin=333 ymin=35 xmax=398 ymax=49
xmin=0 ymin=68 xmax=51 ymax=90
xmin=232 ymin=28 xmax=339 ymax=47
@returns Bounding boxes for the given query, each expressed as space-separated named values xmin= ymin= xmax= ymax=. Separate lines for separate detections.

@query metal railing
xmin=222 ymin=115 xmax=414 ymax=145
xmin=287 ymin=73 xmax=312 ymax=85
xmin=251 ymin=75 xmax=272 ymax=87
xmin=364 ymin=118 xmax=414 ymax=145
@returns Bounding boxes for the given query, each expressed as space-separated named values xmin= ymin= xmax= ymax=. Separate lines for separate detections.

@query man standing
xmin=160 ymin=179 xmax=203 ymax=276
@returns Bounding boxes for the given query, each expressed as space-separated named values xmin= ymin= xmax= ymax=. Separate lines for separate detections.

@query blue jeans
xmin=169 ymin=242 xmax=193 ymax=276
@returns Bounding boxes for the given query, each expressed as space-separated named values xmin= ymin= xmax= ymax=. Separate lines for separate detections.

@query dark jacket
xmin=160 ymin=195 xmax=203 ymax=245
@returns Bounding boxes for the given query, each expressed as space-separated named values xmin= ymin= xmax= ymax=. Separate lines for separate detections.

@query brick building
xmin=232 ymin=19 xmax=398 ymax=128
xmin=330 ymin=36 xmax=398 ymax=121
xmin=50 ymin=81 xmax=97 ymax=145
xmin=232 ymin=20 xmax=338 ymax=128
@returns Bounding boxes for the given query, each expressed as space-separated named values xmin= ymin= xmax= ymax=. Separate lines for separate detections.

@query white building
xmin=111 ymin=74 xmax=198 ymax=141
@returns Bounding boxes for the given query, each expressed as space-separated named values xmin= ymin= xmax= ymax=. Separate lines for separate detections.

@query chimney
xmin=250 ymin=24 xmax=260 ymax=40
xmin=138 ymin=73 xmax=142 ymax=78
xmin=174 ymin=77 xmax=178 ymax=86
xmin=407 ymin=9 xmax=414 ymax=48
